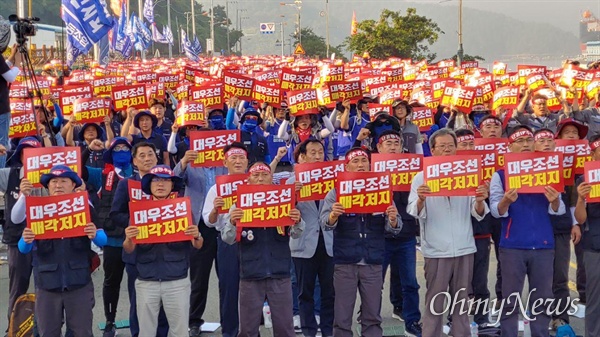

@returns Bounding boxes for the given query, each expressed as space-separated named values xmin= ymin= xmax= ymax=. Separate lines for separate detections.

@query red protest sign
xmin=555 ymin=139 xmax=589 ymax=186
xmin=156 ymin=73 xmax=180 ymax=90
xmin=9 ymin=83 xmax=30 ymax=98
xmin=9 ymin=98 xmax=34 ymax=114
xmin=456 ymin=150 xmax=497 ymax=181
xmin=129 ymin=197 xmax=193 ymax=244
xmin=281 ymin=68 xmax=314 ymax=91
xmin=424 ymin=155 xmax=481 ymax=196
xmin=503 ymin=152 xmax=564 ymax=193
xmin=133 ymin=71 xmax=157 ymax=83
xmin=327 ymin=81 xmax=363 ymax=102
xmin=26 ymin=191 xmax=91 ymax=240
xmin=73 ymin=97 xmax=111 ymax=124
xmin=252 ymin=80 xmax=282 ymax=107
xmin=176 ymin=100 xmax=206 ymax=127
xmin=23 ymin=147 xmax=81 ymax=187
xmin=368 ymin=104 xmax=391 ymax=121
xmin=517 ymin=65 xmax=547 ymax=86
xmin=111 ymin=84 xmax=148 ymax=111
xmin=253 ymin=69 xmax=282 ymax=84
xmin=59 ymin=90 xmax=93 ymax=116
xmin=189 ymin=130 xmax=241 ymax=167
xmin=411 ymin=107 xmax=435 ymax=132
xmin=379 ymin=87 xmax=405 ymax=105
xmin=319 ymin=64 xmax=345 ymax=83
xmin=223 ymin=70 xmax=254 ymax=100
xmin=189 ymin=84 xmax=224 ymax=109
xmin=9 ymin=112 xmax=37 ymax=138
xmin=526 ymin=73 xmax=547 ymax=93
xmin=336 ymin=171 xmax=392 ymax=213
xmin=585 ymin=161 xmax=600 ymax=203
xmin=216 ymin=174 xmax=248 ymax=214
xmin=371 ymin=153 xmax=422 ymax=192
xmin=474 ymin=138 xmax=508 ymax=169
xmin=441 ymin=84 xmax=476 ymax=114
xmin=236 ymin=184 xmax=296 ymax=227
xmin=493 ymin=61 xmax=507 ymax=76
xmin=93 ymin=76 xmax=123 ymax=96
xmin=287 ymin=89 xmax=319 ymax=116
xmin=146 ymin=82 xmax=165 ymax=102
xmin=295 ymin=161 xmax=345 ymax=201
xmin=492 ymin=86 xmax=520 ymax=111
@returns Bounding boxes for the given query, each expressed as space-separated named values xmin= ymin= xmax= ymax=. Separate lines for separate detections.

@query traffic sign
xmin=260 ymin=23 xmax=275 ymax=34
xmin=293 ymin=44 xmax=306 ymax=55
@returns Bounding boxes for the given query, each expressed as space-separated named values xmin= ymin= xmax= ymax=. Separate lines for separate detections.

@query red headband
xmin=534 ymin=130 xmax=555 ymax=141
xmin=509 ymin=129 xmax=534 ymax=143
xmin=248 ymin=163 xmax=271 ymax=174
xmin=378 ymin=134 xmax=401 ymax=144
xmin=480 ymin=118 xmax=501 ymax=127
xmin=457 ymin=134 xmax=475 ymax=143
xmin=591 ymin=140 xmax=600 ymax=151
xmin=346 ymin=149 xmax=369 ymax=164
xmin=225 ymin=148 xmax=247 ymax=159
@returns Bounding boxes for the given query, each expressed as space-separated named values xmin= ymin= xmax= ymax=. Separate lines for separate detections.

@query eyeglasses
xmin=113 ymin=145 xmax=130 ymax=152
xmin=513 ymin=137 xmax=535 ymax=144
xmin=434 ymin=143 xmax=456 ymax=150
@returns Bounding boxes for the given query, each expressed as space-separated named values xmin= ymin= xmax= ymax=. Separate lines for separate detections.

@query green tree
xmin=292 ymin=28 xmax=346 ymax=60
xmin=450 ymin=54 xmax=485 ymax=62
xmin=345 ymin=8 xmax=443 ymax=62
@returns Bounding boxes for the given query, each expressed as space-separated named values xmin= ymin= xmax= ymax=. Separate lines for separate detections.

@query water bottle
xmin=470 ymin=322 xmax=478 ymax=336
xmin=523 ymin=312 xmax=531 ymax=337
xmin=263 ymin=301 xmax=272 ymax=328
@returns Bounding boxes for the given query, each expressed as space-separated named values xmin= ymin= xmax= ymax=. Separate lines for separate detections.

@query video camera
xmin=8 ymin=14 xmax=39 ymax=46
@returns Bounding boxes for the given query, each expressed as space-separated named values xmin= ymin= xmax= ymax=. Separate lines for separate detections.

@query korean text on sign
xmin=216 ymin=174 xmax=248 ymax=214
xmin=129 ymin=197 xmax=193 ymax=244
xmin=23 ymin=147 xmax=81 ymax=187
xmin=585 ymin=161 xmax=600 ymax=203
xmin=295 ymin=161 xmax=345 ymax=201
xmin=189 ymin=130 xmax=240 ymax=167
xmin=555 ymin=139 xmax=589 ymax=185
xmin=423 ymin=155 xmax=481 ymax=196
xmin=456 ymin=150 xmax=497 ymax=181
xmin=26 ymin=191 xmax=91 ymax=240
xmin=336 ymin=172 xmax=392 ymax=214
xmin=371 ymin=153 xmax=423 ymax=192
xmin=9 ymin=112 xmax=37 ymax=138
xmin=237 ymin=184 xmax=296 ymax=227
xmin=111 ymin=84 xmax=148 ymax=110
xmin=504 ymin=152 xmax=564 ymax=193
xmin=474 ymin=138 xmax=508 ymax=169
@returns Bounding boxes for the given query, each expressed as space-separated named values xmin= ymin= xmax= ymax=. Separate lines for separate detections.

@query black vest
xmin=584 ymin=201 xmax=600 ymax=252
xmin=238 ymin=227 xmax=291 ymax=280
xmin=334 ymin=213 xmax=386 ymax=265
xmin=32 ymin=237 xmax=92 ymax=292
xmin=385 ymin=191 xmax=417 ymax=240
xmin=135 ymin=242 xmax=191 ymax=281
xmin=551 ymin=188 xmax=574 ymax=235
xmin=98 ymin=170 xmax=123 ymax=237
xmin=1 ymin=168 xmax=26 ymax=245
xmin=241 ymin=131 xmax=268 ymax=164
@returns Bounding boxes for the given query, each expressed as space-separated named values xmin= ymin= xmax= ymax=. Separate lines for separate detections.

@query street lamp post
xmin=184 ymin=12 xmax=192 ymax=36
xmin=236 ymin=8 xmax=247 ymax=53
xmin=457 ymin=0 xmax=464 ymax=66
xmin=280 ymin=1 xmax=302 ymax=45
xmin=191 ymin=0 xmax=196 ymax=37
xmin=325 ymin=0 xmax=330 ymax=57
xmin=239 ymin=16 xmax=249 ymax=55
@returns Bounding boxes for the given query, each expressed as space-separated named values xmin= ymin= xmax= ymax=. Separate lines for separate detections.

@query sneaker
xmin=293 ymin=315 xmax=301 ymax=333
xmin=102 ymin=322 xmax=116 ymax=337
xmin=189 ymin=324 xmax=201 ymax=337
xmin=405 ymin=321 xmax=422 ymax=337
xmin=392 ymin=307 xmax=404 ymax=321
xmin=315 ymin=315 xmax=321 ymax=332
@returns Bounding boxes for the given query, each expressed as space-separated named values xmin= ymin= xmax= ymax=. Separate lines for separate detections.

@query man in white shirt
xmin=408 ymin=128 xmax=489 ymax=337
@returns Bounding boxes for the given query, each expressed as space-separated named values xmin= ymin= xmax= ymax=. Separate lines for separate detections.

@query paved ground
xmin=0 ymin=238 xmax=586 ymax=336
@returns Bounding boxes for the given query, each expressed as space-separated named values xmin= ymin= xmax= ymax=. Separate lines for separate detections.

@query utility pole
xmin=210 ymin=0 xmax=215 ymax=55
xmin=279 ymin=22 xmax=284 ymax=57
xmin=184 ymin=12 xmax=192 ymax=36
xmin=457 ymin=0 xmax=464 ymax=66
xmin=191 ymin=0 xmax=196 ymax=37
xmin=167 ymin=0 xmax=172 ymax=57
xmin=139 ymin=0 xmax=145 ymax=60
xmin=226 ymin=0 xmax=231 ymax=55
xmin=325 ymin=0 xmax=329 ymax=57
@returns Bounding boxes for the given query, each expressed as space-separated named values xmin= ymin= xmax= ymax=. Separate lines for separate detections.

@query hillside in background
xmin=0 ymin=0 xmax=581 ymax=65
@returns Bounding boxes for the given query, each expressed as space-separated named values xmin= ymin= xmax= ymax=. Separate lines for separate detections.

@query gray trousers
xmin=35 ymin=281 xmax=95 ymax=337
xmin=7 ymin=245 xmax=32 ymax=321
xmin=499 ymin=248 xmax=554 ymax=337
xmin=552 ymin=233 xmax=572 ymax=322
xmin=238 ymin=278 xmax=295 ymax=337
xmin=423 ymin=254 xmax=474 ymax=337
xmin=585 ymin=250 xmax=600 ymax=337
xmin=333 ymin=264 xmax=383 ymax=337
xmin=136 ymin=277 xmax=191 ymax=337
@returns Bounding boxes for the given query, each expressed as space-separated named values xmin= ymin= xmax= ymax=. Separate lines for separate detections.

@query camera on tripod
xmin=8 ymin=14 xmax=38 ymax=46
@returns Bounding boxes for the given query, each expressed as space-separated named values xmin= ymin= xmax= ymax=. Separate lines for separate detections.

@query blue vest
xmin=333 ymin=213 xmax=386 ymax=265
xmin=584 ymin=201 xmax=600 ymax=252
xmin=336 ymin=111 xmax=368 ymax=157
xmin=241 ymin=130 xmax=268 ymax=163
xmin=551 ymin=189 xmax=574 ymax=235
xmin=498 ymin=170 xmax=555 ymax=249
xmin=135 ymin=242 xmax=191 ymax=281
xmin=266 ymin=120 xmax=290 ymax=163
xmin=238 ymin=227 xmax=291 ymax=280
xmin=33 ymin=237 xmax=92 ymax=292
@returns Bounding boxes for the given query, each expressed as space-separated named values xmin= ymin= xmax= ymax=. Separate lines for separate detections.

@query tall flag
xmin=163 ymin=25 xmax=174 ymax=45
xmin=132 ymin=14 xmax=152 ymax=51
xmin=192 ymin=35 xmax=203 ymax=54
xmin=61 ymin=0 xmax=113 ymax=66
xmin=181 ymin=29 xmax=199 ymax=62
xmin=143 ymin=0 xmax=154 ymax=24
xmin=351 ymin=11 xmax=358 ymax=35
xmin=112 ymin=1 xmax=133 ymax=57
xmin=152 ymin=24 xmax=168 ymax=44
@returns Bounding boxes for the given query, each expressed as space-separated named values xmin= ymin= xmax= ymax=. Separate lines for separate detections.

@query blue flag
xmin=181 ymin=29 xmax=199 ymax=62
xmin=192 ymin=35 xmax=202 ymax=54
xmin=143 ymin=0 xmax=154 ymax=24
xmin=163 ymin=25 xmax=173 ymax=45
xmin=152 ymin=24 xmax=167 ymax=44
xmin=61 ymin=0 xmax=113 ymax=65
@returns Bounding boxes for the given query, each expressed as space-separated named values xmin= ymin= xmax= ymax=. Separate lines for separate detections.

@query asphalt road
xmin=0 ymin=240 xmax=586 ymax=337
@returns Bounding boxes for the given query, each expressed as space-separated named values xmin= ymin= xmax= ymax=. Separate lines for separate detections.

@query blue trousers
xmin=382 ymin=237 xmax=421 ymax=325
xmin=216 ymin=236 xmax=240 ymax=337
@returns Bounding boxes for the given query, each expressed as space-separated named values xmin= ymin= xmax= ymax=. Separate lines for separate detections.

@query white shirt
xmin=202 ymin=184 xmax=227 ymax=231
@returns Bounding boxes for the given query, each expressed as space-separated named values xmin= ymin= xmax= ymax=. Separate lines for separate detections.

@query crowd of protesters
xmin=3 ymin=27 xmax=600 ymax=337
